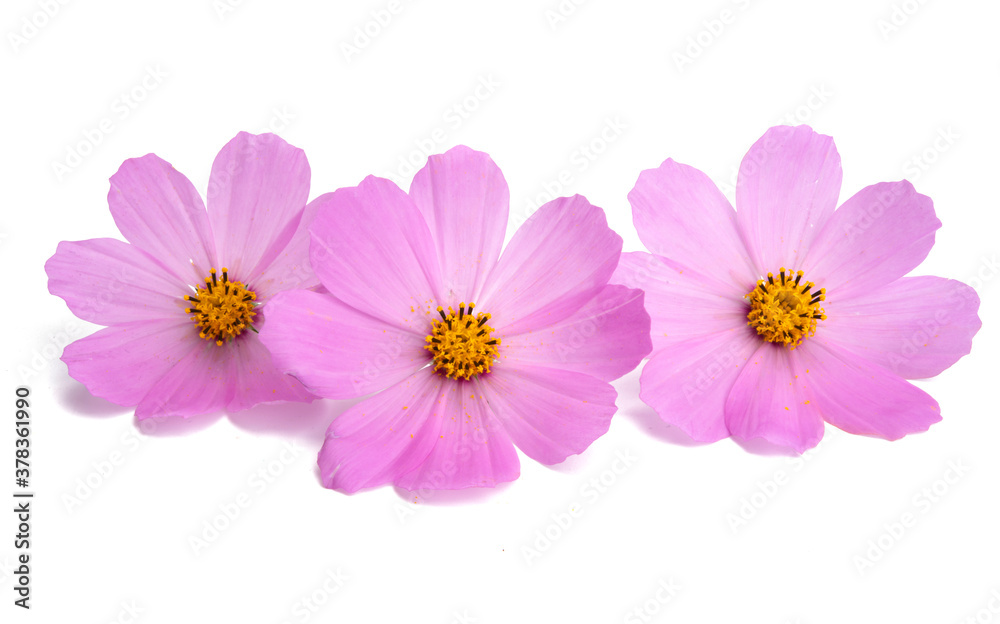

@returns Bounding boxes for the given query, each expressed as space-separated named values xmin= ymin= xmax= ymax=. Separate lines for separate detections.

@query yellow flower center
xmin=424 ymin=302 xmax=500 ymax=380
xmin=183 ymin=268 xmax=257 ymax=346
xmin=745 ymin=268 xmax=826 ymax=349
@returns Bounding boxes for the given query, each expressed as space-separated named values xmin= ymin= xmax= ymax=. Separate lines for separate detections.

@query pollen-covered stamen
xmin=424 ymin=302 xmax=500 ymax=380
xmin=183 ymin=267 xmax=257 ymax=346
xmin=745 ymin=268 xmax=827 ymax=349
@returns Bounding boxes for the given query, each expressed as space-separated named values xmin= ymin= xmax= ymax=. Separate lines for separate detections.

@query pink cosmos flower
xmin=259 ymin=146 xmax=652 ymax=492
xmin=613 ymin=125 xmax=981 ymax=452
xmin=46 ymin=132 xmax=321 ymax=419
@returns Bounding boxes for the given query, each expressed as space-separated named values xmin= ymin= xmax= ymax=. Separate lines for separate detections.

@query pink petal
xmin=640 ymin=327 xmax=760 ymax=443
xmin=735 ymin=126 xmax=842 ymax=272
xmin=802 ymin=181 xmax=940 ymax=301
xmin=225 ymin=334 xmax=315 ymax=411
xmin=258 ymin=290 xmax=429 ymax=399
xmin=134 ymin=341 xmax=233 ymax=419
xmin=46 ymin=238 xmax=189 ymax=325
xmin=62 ymin=319 xmax=199 ymax=407
xmin=318 ymin=368 xmax=446 ymax=493
xmin=394 ymin=381 xmax=520 ymax=491
xmin=477 ymin=365 xmax=618 ymax=465
xmin=206 ymin=132 xmax=310 ymax=282
xmin=501 ymin=285 xmax=651 ymax=382
xmin=819 ymin=276 xmax=980 ymax=379
xmin=134 ymin=331 xmax=313 ymax=420
xmin=250 ymin=193 xmax=327 ymax=300
xmin=724 ymin=343 xmax=825 ymax=453
xmin=479 ymin=195 xmax=622 ymax=337
xmin=309 ymin=175 xmax=443 ymax=333
xmin=409 ymin=146 xmax=509 ymax=303
xmin=629 ymin=158 xmax=756 ymax=292
xmin=612 ymin=252 xmax=749 ymax=353
xmin=794 ymin=340 xmax=942 ymax=440
xmin=108 ymin=153 xmax=217 ymax=285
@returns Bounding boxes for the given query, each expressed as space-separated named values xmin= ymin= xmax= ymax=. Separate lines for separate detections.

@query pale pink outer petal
xmin=394 ymin=381 xmax=520 ymax=491
xmin=224 ymin=334 xmax=316 ymax=411
xmin=46 ymin=239 xmax=189 ymax=325
xmin=108 ymin=154 xmax=218 ymax=285
xmin=479 ymin=195 xmax=622 ymax=338
xmin=612 ymin=251 xmax=763 ymax=442
xmin=500 ymin=285 xmax=651 ymax=382
xmin=409 ymin=146 xmax=509 ymax=304
xmin=250 ymin=192 xmax=327 ymax=300
xmin=802 ymin=181 xmax=940 ymax=301
xmin=819 ymin=276 xmax=980 ymax=379
xmin=134 ymin=342 xmax=231 ymax=419
xmin=477 ymin=365 xmax=618 ymax=465
xmin=206 ymin=132 xmax=310 ymax=282
xmin=612 ymin=252 xmax=749 ymax=354
xmin=309 ymin=175 xmax=444 ymax=333
xmin=724 ymin=343 xmax=825 ymax=453
xmin=735 ymin=125 xmax=842 ymax=272
xmin=259 ymin=290 xmax=429 ymax=399
xmin=794 ymin=340 xmax=942 ymax=440
xmin=640 ymin=328 xmax=760 ymax=443
xmin=133 ymin=332 xmax=311 ymax=419
xmin=630 ymin=158 xmax=756 ymax=292
xmin=62 ymin=319 xmax=200 ymax=407
xmin=318 ymin=368 xmax=447 ymax=493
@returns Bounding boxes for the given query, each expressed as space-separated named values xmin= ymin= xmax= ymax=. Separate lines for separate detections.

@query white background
xmin=2 ymin=1 xmax=998 ymax=622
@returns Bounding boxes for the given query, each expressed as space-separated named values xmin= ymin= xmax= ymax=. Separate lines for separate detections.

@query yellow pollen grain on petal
xmin=424 ymin=302 xmax=500 ymax=381
xmin=744 ymin=267 xmax=827 ymax=349
xmin=183 ymin=267 xmax=257 ymax=347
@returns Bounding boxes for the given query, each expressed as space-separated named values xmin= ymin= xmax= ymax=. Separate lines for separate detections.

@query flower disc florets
xmin=184 ymin=267 xmax=257 ymax=346
xmin=424 ymin=302 xmax=500 ymax=380
xmin=745 ymin=268 xmax=826 ymax=349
